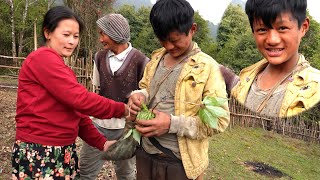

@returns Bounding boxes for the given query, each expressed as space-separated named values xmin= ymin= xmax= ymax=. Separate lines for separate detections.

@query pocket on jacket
xmin=184 ymin=74 xmax=206 ymax=105
xmin=297 ymin=82 xmax=317 ymax=99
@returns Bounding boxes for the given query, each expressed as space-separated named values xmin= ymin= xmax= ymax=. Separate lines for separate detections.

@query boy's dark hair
xmin=41 ymin=6 xmax=84 ymax=43
xmin=245 ymin=0 xmax=307 ymax=31
xmin=150 ymin=0 xmax=194 ymax=41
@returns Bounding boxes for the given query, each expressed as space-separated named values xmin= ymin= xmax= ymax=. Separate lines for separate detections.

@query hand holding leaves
xmin=125 ymin=103 xmax=156 ymax=144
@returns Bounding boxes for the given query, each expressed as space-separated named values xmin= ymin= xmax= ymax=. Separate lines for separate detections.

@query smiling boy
xmin=232 ymin=0 xmax=320 ymax=117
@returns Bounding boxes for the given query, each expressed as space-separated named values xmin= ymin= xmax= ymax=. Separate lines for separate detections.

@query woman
xmin=12 ymin=6 xmax=129 ymax=179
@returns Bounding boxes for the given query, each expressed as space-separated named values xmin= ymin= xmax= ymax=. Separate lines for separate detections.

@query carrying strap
xmin=256 ymin=61 xmax=308 ymax=113
xmin=148 ymin=137 xmax=181 ymax=161
xmin=148 ymin=48 xmax=201 ymax=105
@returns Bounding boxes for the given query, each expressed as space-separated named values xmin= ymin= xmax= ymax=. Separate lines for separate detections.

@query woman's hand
xmin=126 ymin=93 xmax=146 ymax=121
xmin=103 ymin=140 xmax=117 ymax=151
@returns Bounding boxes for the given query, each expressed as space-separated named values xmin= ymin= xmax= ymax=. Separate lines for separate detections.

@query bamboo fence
xmin=0 ymin=55 xmax=25 ymax=78
xmin=0 ymin=53 xmax=95 ymax=91
xmin=63 ymin=51 xmax=95 ymax=92
xmin=229 ymin=97 xmax=320 ymax=143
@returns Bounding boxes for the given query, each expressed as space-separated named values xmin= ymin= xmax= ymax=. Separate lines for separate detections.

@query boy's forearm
xmin=169 ymin=115 xmax=197 ymax=138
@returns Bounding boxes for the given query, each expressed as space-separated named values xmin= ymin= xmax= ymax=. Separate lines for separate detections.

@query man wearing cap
xmin=79 ymin=13 xmax=149 ymax=180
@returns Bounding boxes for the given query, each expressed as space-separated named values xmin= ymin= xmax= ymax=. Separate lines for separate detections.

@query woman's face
xmin=45 ymin=18 xmax=80 ymax=57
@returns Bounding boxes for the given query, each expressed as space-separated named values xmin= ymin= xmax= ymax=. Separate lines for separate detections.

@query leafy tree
xmin=0 ymin=0 xmax=117 ymax=63
xmin=194 ymin=12 xmax=217 ymax=57
xmin=115 ymin=5 xmax=159 ymax=57
xmin=0 ymin=0 xmax=47 ymax=58
xmin=215 ymin=3 xmax=258 ymax=72
xmin=16 ymin=1 xmax=48 ymax=56
xmin=216 ymin=4 xmax=250 ymax=51
xmin=115 ymin=5 xmax=147 ymax=48
xmin=300 ymin=13 xmax=320 ymax=69
xmin=0 ymin=1 xmax=12 ymax=55
xmin=218 ymin=31 xmax=261 ymax=73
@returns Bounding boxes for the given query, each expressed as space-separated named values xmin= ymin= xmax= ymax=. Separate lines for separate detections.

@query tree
xmin=217 ymin=31 xmax=261 ymax=73
xmin=0 ymin=1 xmax=11 ymax=55
xmin=115 ymin=5 xmax=160 ymax=57
xmin=1 ymin=0 xmax=116 ymax=59
xmin=17 ymin=0 xmax=29 ymax=56
xmin=0 ymin=0 xmax=47 ymax=59
xmin=193 ymin=12 xmax=217 ymax=57
xmin=300 ymin=13 xmax=320 ymax=69
xmin=15 ymin=0 xmax=48 ymax=57
xmin=216 ymin=4 xmax=250 ymax=51
xmin=115 ymin=5 xmax=146 ymax=47
xmin=8 ymin=0 xmax=17 ymax=59
xmin=63 ymin=0 xmax=116 ymax=59
xmin=215 ymin=4 xmax=258 ymax=72
xmin=135 ymin=26 xmax=161 ymax=57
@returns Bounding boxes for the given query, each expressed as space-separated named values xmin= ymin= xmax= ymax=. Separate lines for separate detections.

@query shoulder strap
xmin=148 ymin=137 xmax=181 ymax=161
xmin=256 ymin=62 xmax=308 ymax=113
xmin=148 ymin=48 xmax=201 ymax=106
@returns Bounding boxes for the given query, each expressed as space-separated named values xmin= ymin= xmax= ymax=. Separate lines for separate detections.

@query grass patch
xmin=205 ymin=126 xmax=320 ymax=179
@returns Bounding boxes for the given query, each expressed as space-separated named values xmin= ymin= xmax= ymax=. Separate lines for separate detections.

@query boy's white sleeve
xmin=168 ymin=115 xmax=198 ymax=138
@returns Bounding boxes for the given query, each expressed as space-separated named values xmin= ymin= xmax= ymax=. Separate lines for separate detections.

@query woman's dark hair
xmin=150 ymin=0 xmax=194 ymax=41
xmin=41 ymin=6 xmax=84 ymax=42
xmin=245 ymin=0 xmax=307 ymax=31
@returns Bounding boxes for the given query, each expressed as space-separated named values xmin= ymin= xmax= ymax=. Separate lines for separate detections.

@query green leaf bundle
xmin=136 ymin=103 xmax=155 ymax=120
xmin=122 ymin=103 xmax=155 ymax=145
xmin=198 ymin=96 xmax=229 ymax=129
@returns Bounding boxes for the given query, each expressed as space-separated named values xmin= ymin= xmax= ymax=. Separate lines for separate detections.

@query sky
xmin=150 ymin=0 xmax=320 ymax=24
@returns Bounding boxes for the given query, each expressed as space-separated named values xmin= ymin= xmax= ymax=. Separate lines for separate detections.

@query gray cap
xmin=96 ymin=14 xmax=130 ymax=44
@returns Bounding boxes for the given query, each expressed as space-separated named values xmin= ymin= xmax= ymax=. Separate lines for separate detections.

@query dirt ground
xmin=0 ymin=87 xmax=116 ymax=179
xmin=0 ymin=88 xmax=16 ymax=179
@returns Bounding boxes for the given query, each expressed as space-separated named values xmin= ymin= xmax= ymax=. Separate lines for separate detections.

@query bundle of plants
xmin=102 ymin=103 xmax=153 ymax=160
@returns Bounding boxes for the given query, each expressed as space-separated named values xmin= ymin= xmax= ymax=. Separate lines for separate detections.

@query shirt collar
xmin=108 ymin=42 xmax=132 ymax=61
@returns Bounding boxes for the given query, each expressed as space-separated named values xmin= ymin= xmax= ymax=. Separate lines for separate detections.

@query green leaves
xmin=198 ymin=96 xmax=229 ymax=129
xmin=132 ymin=129 xmax=141 ymax=143
xmin=136 ymin=103 xmax=155 ymax=120
xmin=122 ymin=128 xmax=141 ymax=144
xmin=123 ymin=103 xmax=155 ymax=144
xmin=123 ymin=129 xmax=133 ymax=140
